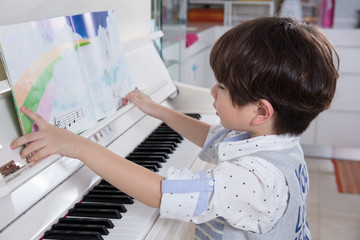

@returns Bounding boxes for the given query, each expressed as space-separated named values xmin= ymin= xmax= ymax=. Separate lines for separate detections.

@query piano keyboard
xmin=42 ymin=114 xmax=204 ymax=240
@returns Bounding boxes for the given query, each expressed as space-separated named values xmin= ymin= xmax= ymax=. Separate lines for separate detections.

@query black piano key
xmin=132 ymin=160 xmax=162 ymax=167
xmin=141 ymin=140 xmax=178 ymax=145
xmin=185 ymin=113 xmax=201 ymax=119
xmin=156 ymin=126 xmax=175 ymax=130
xmin=138 ymin=142 xmax=177 ymax=150
xmin=152 ymin=130 xmax=178 ymax=134
xmin=51 ymin=223 xmax=109 ymax=235
xmin=44 ymin=230 xmax=103 ymax=240
xmin=127 ymin=151 xmax=169 ymax=159
xmin=58 ymin=217 xmax=114 ymax=228
xmin=142 ymin=164 xmax=159 ymax=172
xmin=154 ymin=128 xmax=174 ymax=132
xmin=97 ymin=180 xmax=120 ymax=188
xmin=150 ymin=134 xmax=184 ymax=140
xmin=134 ymin=146 xmax=173 ymax=153
xmin=146 ymin=134 xmax=181 ymax=140
xmin=83 ymin=195 xmax=134 ymax=204
xmin=152 ymin=127 xmax=177 ymax=131
xmin=98 ymin=179 xmax=114 ymax=185
xmin=67 ymin=208 xmax=122 ymax=219
xmin=87 ymin=189 xmax=128 ymax=196
xmin=75 ymin=202 xmax=127 ymax=212
xmin=126 ymin=155 xmax=166 ymax=162
xmin=146 ymin=136 xmax=182 ymax=143
xmin=93 ymin=185 xmax=118 ymax=191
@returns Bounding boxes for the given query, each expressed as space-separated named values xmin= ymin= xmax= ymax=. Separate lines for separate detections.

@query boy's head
xmin=210 ymin=17 xmax=339 ymax=135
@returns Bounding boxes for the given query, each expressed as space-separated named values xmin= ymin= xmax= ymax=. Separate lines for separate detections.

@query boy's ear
xmin=251 ymin=99 xmax=274 ymax=125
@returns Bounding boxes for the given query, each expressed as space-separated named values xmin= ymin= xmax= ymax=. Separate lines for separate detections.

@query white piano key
xmin=98 ymin=201 xmax=158 ymax=240
xmin=157 ymin=138 xmax=201 ymax=176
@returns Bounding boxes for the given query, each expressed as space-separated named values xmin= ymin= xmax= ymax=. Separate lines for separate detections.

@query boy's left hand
xmin=10 ymin=106 xmax=83 ymax=162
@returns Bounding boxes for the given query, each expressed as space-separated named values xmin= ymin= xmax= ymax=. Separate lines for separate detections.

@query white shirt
xmin=160 ymin=123 xmax=291 ymax=234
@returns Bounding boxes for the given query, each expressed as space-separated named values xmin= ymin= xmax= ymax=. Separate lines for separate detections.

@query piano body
xmin=0 ymin=2 xmax=218 ymax=239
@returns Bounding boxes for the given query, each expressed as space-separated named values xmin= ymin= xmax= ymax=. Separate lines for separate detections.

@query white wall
xmin=0 ymin=0 xmax=151 ymax=80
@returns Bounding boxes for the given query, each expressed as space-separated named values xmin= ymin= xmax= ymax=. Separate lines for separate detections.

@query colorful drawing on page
xmin=0 ymin=11 xmax=134 ymax=135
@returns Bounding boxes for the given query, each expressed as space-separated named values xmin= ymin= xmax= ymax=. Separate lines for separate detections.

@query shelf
xmin=188 ymin=0 xmax=275 ymax=26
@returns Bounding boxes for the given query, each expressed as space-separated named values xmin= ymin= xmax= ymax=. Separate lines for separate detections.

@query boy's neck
xmin=248 ymin=123 xmax=277 ymax=138
xmin=250 ymin=130 xmax=276 ymax=138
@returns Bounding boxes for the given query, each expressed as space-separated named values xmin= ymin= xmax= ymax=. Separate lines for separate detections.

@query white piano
xmin=0 ymin=7 xmax=218 ymax=239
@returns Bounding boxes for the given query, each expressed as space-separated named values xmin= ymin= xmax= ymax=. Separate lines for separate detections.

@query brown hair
xmin=210 ymin=17 xmax=339 ymax=135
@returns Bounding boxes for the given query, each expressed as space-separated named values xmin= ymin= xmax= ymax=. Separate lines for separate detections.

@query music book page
xmin=0 ymin=10 xmax=134 ymax=135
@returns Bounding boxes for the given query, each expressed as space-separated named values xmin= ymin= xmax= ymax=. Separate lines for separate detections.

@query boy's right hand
xmin=10 ymin=106 xmax=85 ymax=162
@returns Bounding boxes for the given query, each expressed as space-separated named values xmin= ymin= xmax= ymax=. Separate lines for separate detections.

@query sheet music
xmin=52 ymin=107 xmax=85 ymax=129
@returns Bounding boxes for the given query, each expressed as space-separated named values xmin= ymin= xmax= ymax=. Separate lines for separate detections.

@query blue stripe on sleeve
xmin=161 ymin=172 xmax=214 ymax=193
xmin=161 ymin=171 xmax=214 ymax=216
xmin=194 ymin=171 xmax=212 ymax=215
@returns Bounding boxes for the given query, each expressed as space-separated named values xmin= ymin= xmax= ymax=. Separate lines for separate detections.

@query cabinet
xmin=301 ymin=0 xmax=320 ymax=24
xmin=183 ymin=26 xmax=230 ymax=88
xmin=188 ymin=0 xmax=275 ymax=26
xmin=184 ymin=42 xmax=214 ymax=88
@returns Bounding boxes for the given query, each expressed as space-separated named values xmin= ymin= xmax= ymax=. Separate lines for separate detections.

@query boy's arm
xmin=124 ymin=90 xmax=211 ymax=148
xmin=76 ymin=138 xmax=163 ymax=208
xmin=155 ymin=105 xmax=211 ymax=148
xmin=10 ymin=107 xmax=163 ymax=208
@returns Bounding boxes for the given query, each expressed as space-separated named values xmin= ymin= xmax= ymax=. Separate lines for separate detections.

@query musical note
xmin=52 ymin=108 xmax=85 ymax=129
xmin=112 ymin=86 xmax=122 ymax=99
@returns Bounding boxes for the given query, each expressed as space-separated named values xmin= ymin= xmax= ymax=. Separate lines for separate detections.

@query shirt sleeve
xmin=160 ymin=168 xmax=215 ymax=221
xmin=159 ymin=157 xmax=289 ymax=234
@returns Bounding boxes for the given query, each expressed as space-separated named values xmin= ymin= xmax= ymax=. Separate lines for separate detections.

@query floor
xmin=305 ymin=157 xmax=360 ymax=240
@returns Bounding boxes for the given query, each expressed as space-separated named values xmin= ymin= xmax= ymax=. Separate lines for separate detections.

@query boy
xmin=11 ymin=17 xmax=338 ymax=239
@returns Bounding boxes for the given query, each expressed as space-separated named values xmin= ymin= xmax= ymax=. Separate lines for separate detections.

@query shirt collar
xmin=217 ymin=134 xmax=300 ymax=161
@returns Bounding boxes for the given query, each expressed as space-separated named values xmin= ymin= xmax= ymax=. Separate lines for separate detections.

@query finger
xmin=122 ymin=96 xmax=129 ymax=105
xmin=123 ymin=90 xmax=136 ymax=103
xmin=127 ymin=89 xmax=139 ymax=95
xmin=10 ymin=131 xmax=44 ymax=150
xmin=20 ymin=106 xmax=48 ymax=129
xmin=19 ymin=139 xmax=48 ymax=159
xmin=124 ymin=93 xmax=138 ymax=104
xmin=27 ymin=147 xmax=52 ymax=162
